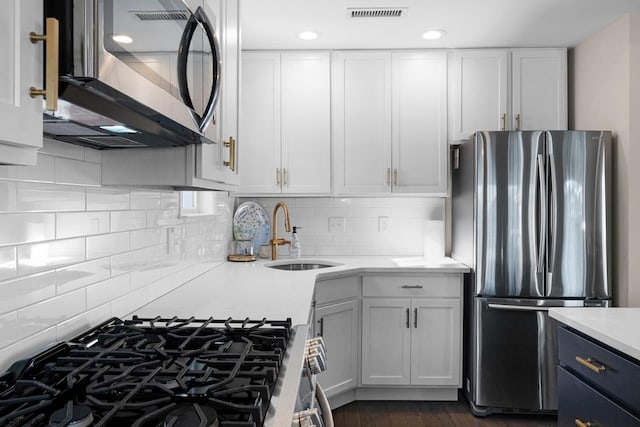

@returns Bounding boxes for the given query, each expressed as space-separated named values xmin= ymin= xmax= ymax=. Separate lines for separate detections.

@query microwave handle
xmin=177 ymin=6 xmax=221 ymax=134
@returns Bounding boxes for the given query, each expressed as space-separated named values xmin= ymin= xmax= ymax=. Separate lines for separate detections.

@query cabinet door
xmin=361 ymin=298 xmax=410 ymax=385
xmin=315 ymin=300 xmax=359 ymax=397
xmin=511 ymin=49 xmax=567 ymax=131
xmin=197 ymin=0 xmax=240 ymax=186
xmin=392 ymin=52 xmax=447 ymax=194
xmin=411 ymin=299 xmax=461 ymax=386
xmin=0 ymin=0 xmax=43 ymax=165
xmin=451 ymin=50 xmax=508 ymax=140
xmin=239 ymin=51 xmax=281 ymax=193
xmin=334 ymin=51 xmax=392 ymax=194
xmin=281 ymin=52 xmax=331 ymax=194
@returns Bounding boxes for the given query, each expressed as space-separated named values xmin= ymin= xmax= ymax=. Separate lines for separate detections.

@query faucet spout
xmin=270 ymin=202 xmax=292 ymax=260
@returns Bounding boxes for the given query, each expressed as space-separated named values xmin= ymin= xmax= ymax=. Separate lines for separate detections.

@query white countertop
xmin=549 ymin=307 xmax=640 ymax=361
xmin=133 ymin=256 xmax=469 ymax=326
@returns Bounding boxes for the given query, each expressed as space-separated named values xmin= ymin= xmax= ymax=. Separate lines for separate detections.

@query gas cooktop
xmin=0 ymin=316 xmax=292 ymax=427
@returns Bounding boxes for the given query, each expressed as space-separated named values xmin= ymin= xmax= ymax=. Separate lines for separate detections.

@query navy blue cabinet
xmin=557 ymin=326 xmax=640 ymax=426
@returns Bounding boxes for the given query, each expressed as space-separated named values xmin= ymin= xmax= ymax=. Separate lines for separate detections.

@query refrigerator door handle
xmin=548 ymin=149 xmax=558 ymax=277
xmin=488 ymin=303 xmax=551 ymax=312
xmin=536 ymin=154 xmax=547 ymax=274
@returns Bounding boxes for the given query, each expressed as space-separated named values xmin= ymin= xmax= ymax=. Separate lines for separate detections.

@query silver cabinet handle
xmin=414 ymin=308 xmax=418 ymax=328
xmin=401 ymin=285 xmax=423 ymax=289
xmin=317 ymin=317 xmax=324 ymax=337
xmin=405 ymin=308 xmax=410 ymax=328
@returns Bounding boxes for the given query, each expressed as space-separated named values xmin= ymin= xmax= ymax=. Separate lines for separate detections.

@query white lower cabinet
xmin=361 ymin=275 xmax=462 ymax=387
xmin=313 ymin=276 xmax=360 ymax=398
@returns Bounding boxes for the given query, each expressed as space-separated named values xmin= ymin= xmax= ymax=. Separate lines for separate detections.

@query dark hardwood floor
xmin=332 ymin=400 xmax=557 ymax=427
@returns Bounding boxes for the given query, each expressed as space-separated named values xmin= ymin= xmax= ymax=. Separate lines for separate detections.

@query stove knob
xmin=306 ymin=348 xmax=327 ymax=374
xmin=292 ymin=408 xmax=324 ymax=427
xmin=306 ymin=337 xmax=327 ymax=353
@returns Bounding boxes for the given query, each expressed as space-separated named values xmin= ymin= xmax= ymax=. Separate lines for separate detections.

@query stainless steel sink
xmin=266 ymin=261 xmax=341 ymax=271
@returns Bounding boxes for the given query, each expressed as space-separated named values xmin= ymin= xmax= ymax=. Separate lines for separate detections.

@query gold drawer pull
xmin=29 ymin=17 xmax=59 ymax=111
xmin=576 ymin=356 xmax=606 ymax=374
xmin=575 ymin=419 xmax=595 ymax=427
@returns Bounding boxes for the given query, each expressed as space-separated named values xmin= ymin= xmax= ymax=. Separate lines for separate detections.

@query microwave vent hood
xmin=43 ymin=77 xmax=214 ymax=149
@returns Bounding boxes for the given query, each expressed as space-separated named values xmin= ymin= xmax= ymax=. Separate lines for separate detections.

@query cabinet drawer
xmin=558 ymin=326 xmax=640 ymax=413
xmin=558 ymin=367 xmax=640 ymax=426
xmin=315 ymin=276 xmax=361 ymax=305
xmin=363 ymin=275 xmax=462 ymax=298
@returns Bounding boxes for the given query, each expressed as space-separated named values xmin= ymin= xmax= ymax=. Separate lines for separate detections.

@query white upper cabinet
xmin=238 ymin=51 xmax=331 ymax=195
xmin=451 ymin=50 xmax=508 ymax=140
xmin=392 ymin=52 xmax=447 ymax=194
xmin=0 ymin=0 xmax=44 ymax=165
xmin=451 ymin=48 xmax=567 ymax=140
xmin=511 ymin=49 xmax=568 ymax=131
xmin=334 ymin=51 xmax=447 ymax=195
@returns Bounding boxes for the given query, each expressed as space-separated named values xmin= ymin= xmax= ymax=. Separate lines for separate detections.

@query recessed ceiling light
xmin=422 ymin=30 xmax=446 ymax=40
xmin=112 ymin=34 xmax=133 ymax=44
xmin=299 ymin=31 xmax=320 ymax=40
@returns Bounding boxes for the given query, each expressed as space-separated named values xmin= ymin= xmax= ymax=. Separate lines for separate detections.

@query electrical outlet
xmin=378 ymin=216 xmax=389 ymax=232
xmin=329 ymin=217 xmax=345 ymax=233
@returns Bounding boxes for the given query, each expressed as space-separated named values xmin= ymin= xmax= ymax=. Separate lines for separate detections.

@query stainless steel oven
xmin=43 ymin=0 xmax=221 ymax=149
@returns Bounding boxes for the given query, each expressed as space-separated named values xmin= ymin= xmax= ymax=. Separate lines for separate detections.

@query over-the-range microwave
xmin=43 ymin=0 xmax=221 ymax=149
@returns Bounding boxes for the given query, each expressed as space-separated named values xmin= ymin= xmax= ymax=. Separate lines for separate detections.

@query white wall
xmin=571 ymin=13 xmax=640 ymax=306
xmin=240 ymin=197 xmax=445 ymax=257
xmin=0 ymin=139 xmax=233 ymax=371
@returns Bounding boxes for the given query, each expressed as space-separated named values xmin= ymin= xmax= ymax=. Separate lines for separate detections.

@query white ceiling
xmin=240 ymin=0 xmax=640 ymax=50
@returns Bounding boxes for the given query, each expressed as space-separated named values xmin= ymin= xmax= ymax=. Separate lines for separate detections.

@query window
xmin=179 ymin=191 xmax=215 ymax=217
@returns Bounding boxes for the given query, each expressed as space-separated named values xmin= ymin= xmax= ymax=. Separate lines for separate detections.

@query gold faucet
xmin=270 ymin=202 xmax=292 ymax=260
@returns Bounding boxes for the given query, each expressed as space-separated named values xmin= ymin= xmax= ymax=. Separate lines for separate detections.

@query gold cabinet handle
xmin=29 ymin=17 xmax=59 ymax=111
xmin=283 ymin=168 xmax=288 ymax=186
xmin=516 ymin=113 xmax=521 ymax=131
xmin=575 ymin=419 xmax=595 ymax=427
xmin=386 ymin=168 xmax=391 ymax=186
xmin=223 ymin=136 xmax=236 ymax=171
xmin=276 ymin=168 xmax=280 ymax=186
xmin=501 ymin=113 xmax=506 ymax=131
xmin=394 ymin=168 xmax=398 ymax=186
xmin=575 ymin=356 xmax=606 ymax=374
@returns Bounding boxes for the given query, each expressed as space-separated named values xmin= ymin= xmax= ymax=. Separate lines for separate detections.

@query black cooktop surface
xmin=0 ymin=316 xmax=292 ymax=427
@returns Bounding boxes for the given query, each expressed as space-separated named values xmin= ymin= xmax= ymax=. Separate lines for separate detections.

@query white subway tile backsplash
xmin=0 ymin=155 xmax=55 ymax=183
xmin=54 ymin=157 xmax=101 ymax=186
xmin=56 ymin=258 xmax=110 ymax=295
xmin=0 ymin=247 xmax=16 ymax=281
xmin=111 ymin=249 xmax=148 ymax=276
xmin=87 ymin=274 xmax=131 ymax=309
xmin=110 ymin=210 xmax=147 ymax=232
xmin=0 ymin=312 xmax=18 ymax=348
xmin=0 ymin=327 xmax=57 ymax=373
xmin=18 ymin=238 xmax=86 ymax=276
xmin=0 ymin=213 xmax=55 ymax=245
xmin=131 ymin=228 xmax=165 ymax=250
xmin=0 ymin=272 xmax=55 ymax=315
xmin=56 ymin=211 xmax=110 ymax=238
xmin=0 ymin=181 xmax=17 ymax=211
xmin=87 ymin=187 xmax=129 ymax=211
xmin=86 ymin=232 xmax=130 ymax=259
xmin=40 ymin=139 xmax=86 ymax=160
xmin=17 ymin=182 xmax=85 ymax=211
xmin=56 ymin=304 xmax=112 ymax=341
xmin=17 ymin=289 xmax=86 ymax=340
xmin=0 ymin=143 xmax=233 ymax=370
xmin=131 ymin=190 xmax=162 ymax=210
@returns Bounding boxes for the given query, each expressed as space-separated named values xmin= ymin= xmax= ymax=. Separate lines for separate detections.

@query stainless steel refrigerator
xmin=451 ymin=130 xmax=612 ymax=415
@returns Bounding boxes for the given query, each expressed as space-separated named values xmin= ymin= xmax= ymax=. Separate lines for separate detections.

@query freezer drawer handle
xmin=575 ymin=356 xmax=606 ymax=374
xmin=487 ymin=303 xmax=550 ymax=312
xmin=401 ymin=285 xmax=423 ymax=289
xmin=574 ymin=419 xmax=595 ymax=427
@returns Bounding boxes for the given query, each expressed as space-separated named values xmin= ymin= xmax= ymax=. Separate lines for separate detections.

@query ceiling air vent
xmin=347 ymin=7 xmax=407 ymax=18
xmin=132 ymin=11 xmax=189 ymax=21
